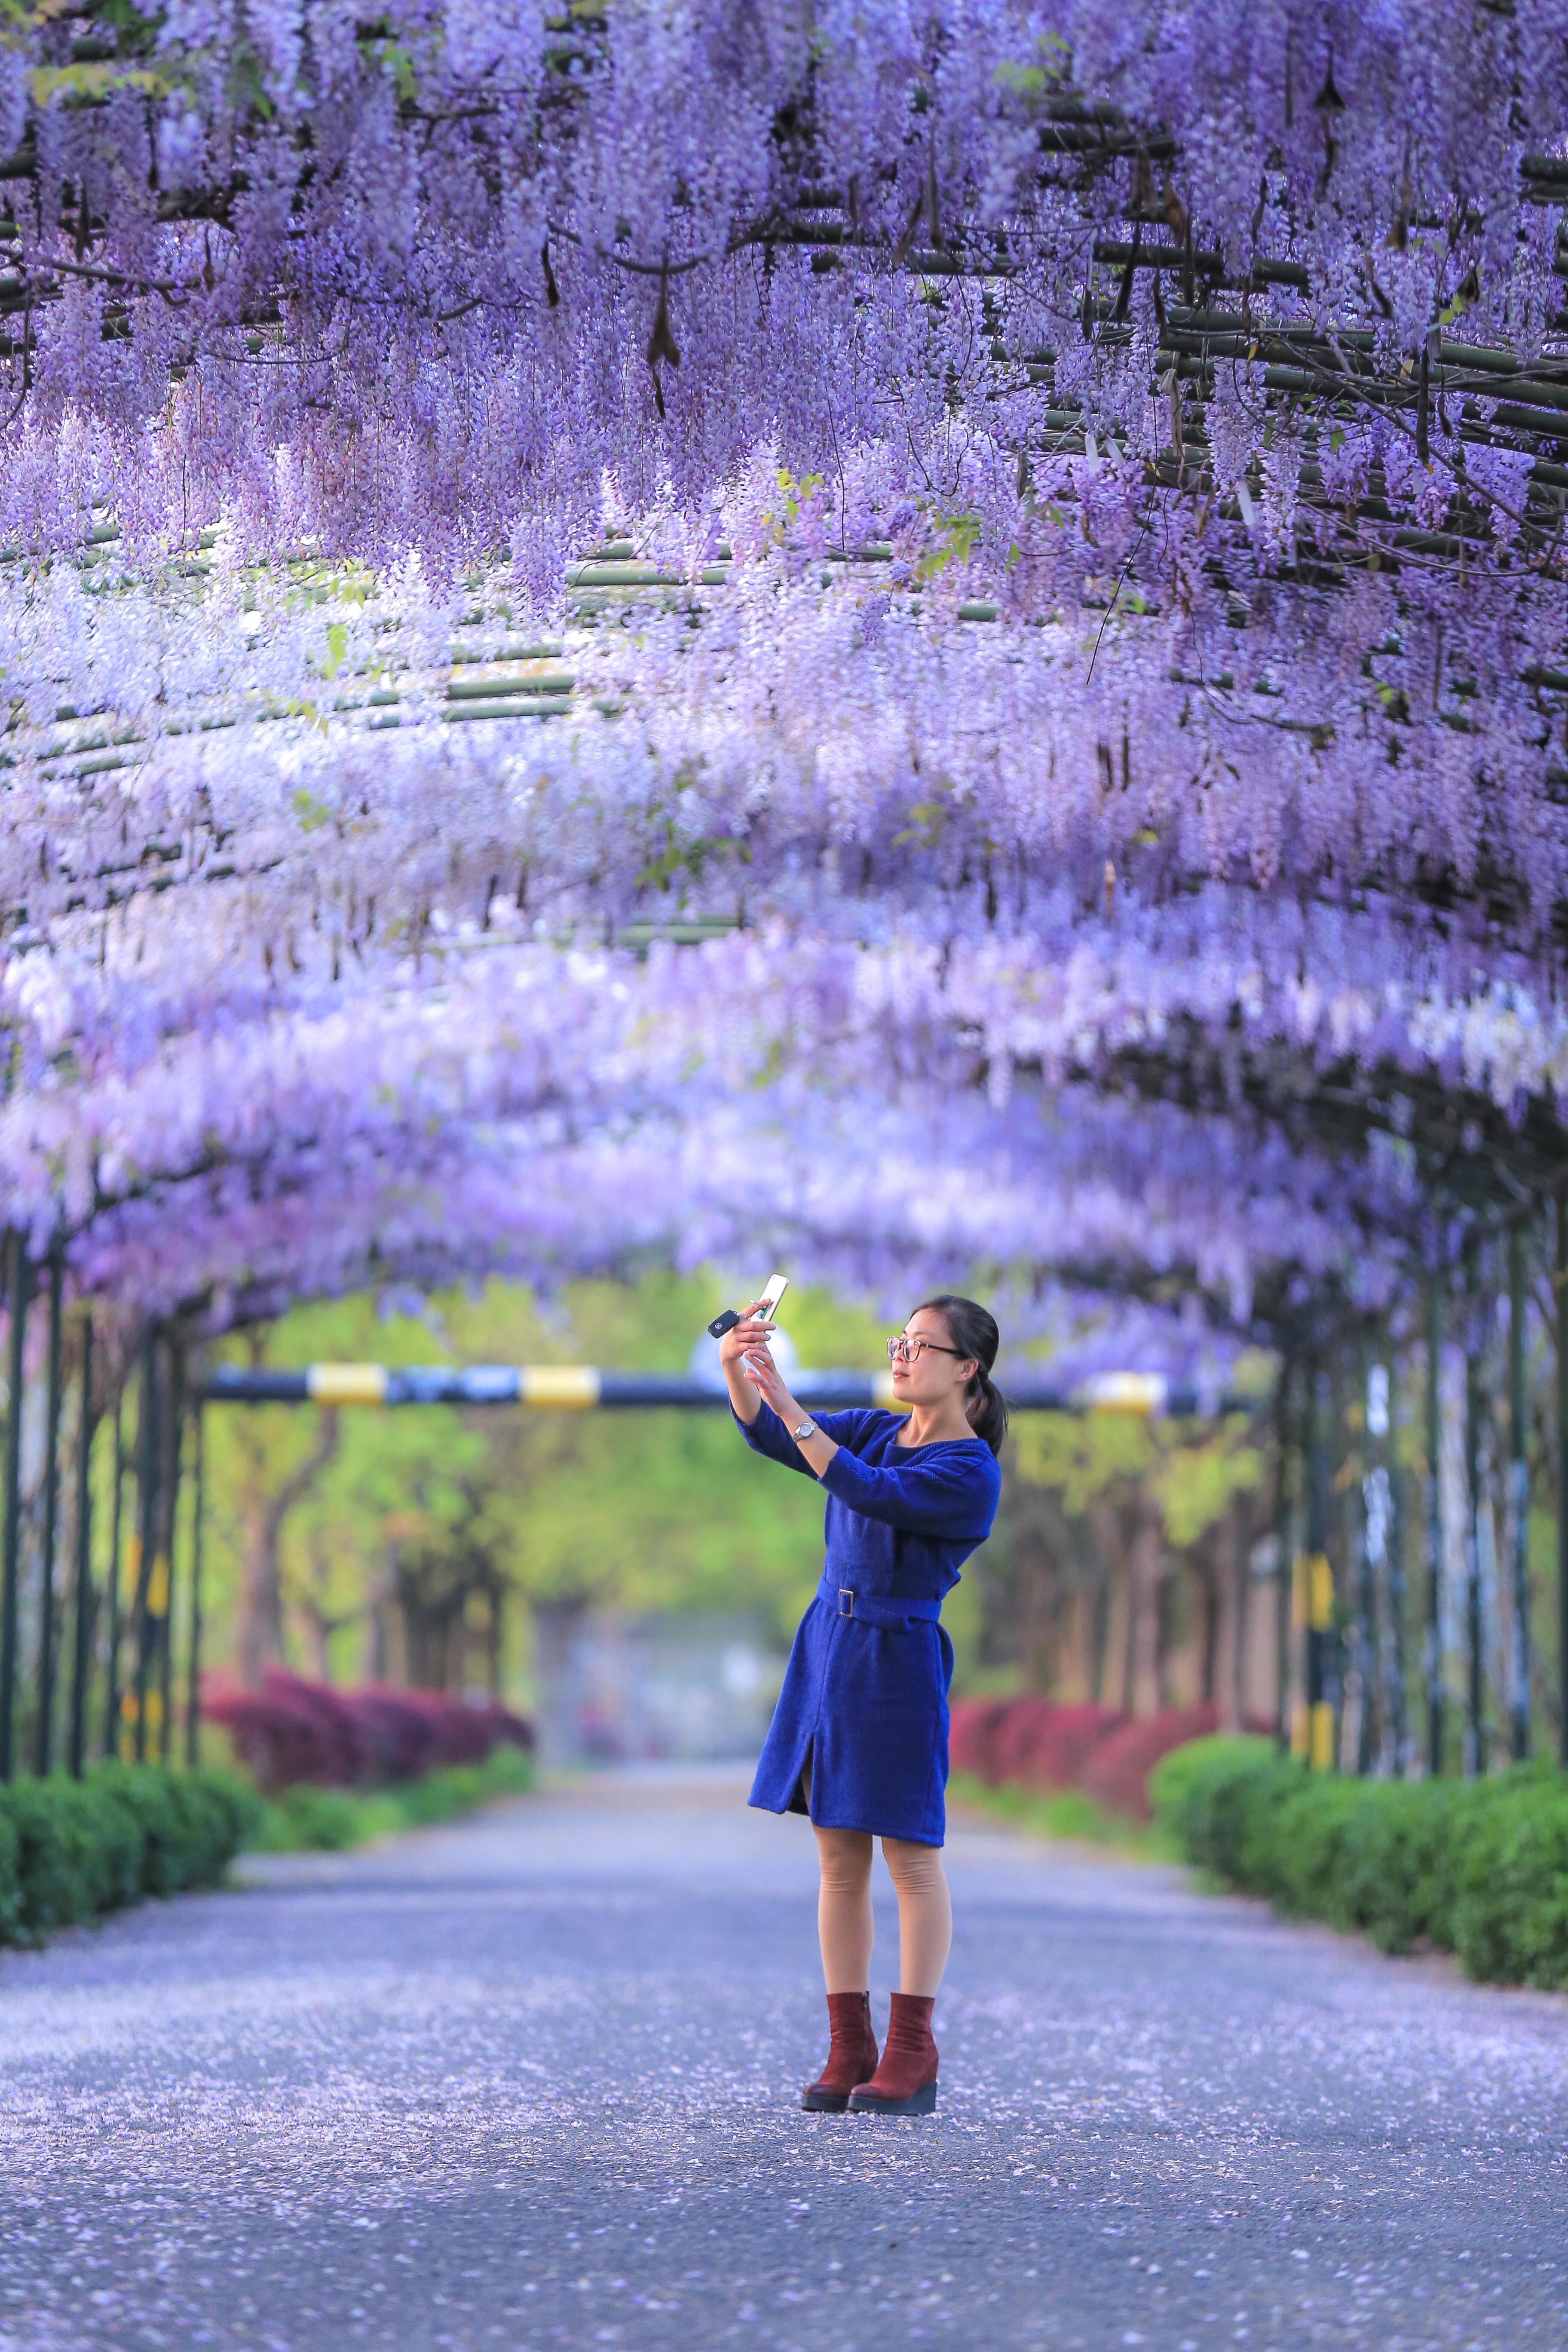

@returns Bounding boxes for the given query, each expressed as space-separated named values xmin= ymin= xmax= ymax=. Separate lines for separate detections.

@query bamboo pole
xmin=132 ymin=1328 xmax=158 ymax=1765
xmin=0 ymin=1235 xmax=25 ymax=1782
xmin=1508 ymin=1224 xmax=1532 ymax=1762
xmin=1558 ymin=1197 xmax=1568 ymax=1770
xmin=1464 ymin=1256 xmax=1486 ymax=1780
xmin=1384 ymin=1353 xmax=1410 ymax=1776
xmin=34 ymin=1251 xmax=63 ymax=1777
xmin=1273 ymin=1360 xmax=1294 ymax=1752
xmin=101 ymin=1392 xmax=123 ymax=1761
xmin=67 ymin=1311 xmax=94 ymax=1779
xmin=1424 ymin=1270 xmax=1446 ymax=1776
xmin=158 ymin=1343 xmax=184 ymax=1765
xmin=185 ymin=1403 xmax=203 ymax=1771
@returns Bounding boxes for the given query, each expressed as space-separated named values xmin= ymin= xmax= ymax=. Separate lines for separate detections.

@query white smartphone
xmin=755 ymin=1272 xmax=789 ymax=1323
xmin=705 ymin=1273 xmax=789 ymax=1342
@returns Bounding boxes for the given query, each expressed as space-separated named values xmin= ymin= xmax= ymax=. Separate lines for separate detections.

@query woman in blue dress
xmin=720 ymin=1294 xmax=1004 ymax=2116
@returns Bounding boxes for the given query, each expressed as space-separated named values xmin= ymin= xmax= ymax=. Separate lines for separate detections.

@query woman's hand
xmin=724 ymin=1305 xmax=841 ymax=1479
xmin=738 ymin=1335 xmax=796 ymax=1423
xmin=720 ymin=1302 xmax=776 ymax=1424
xmin=718 ymin=1303 xmax=772 ymax=1375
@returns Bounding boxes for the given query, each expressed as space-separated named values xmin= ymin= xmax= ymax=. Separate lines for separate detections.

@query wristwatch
xmin=791 ymin=1417 xmax=819 ymax=1443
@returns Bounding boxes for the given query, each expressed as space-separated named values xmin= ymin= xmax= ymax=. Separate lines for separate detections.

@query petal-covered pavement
xmin=1 ymin=1764 xmax=1565 ymax=2351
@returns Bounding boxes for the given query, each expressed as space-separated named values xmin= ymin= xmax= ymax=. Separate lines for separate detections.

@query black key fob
xmin=707 ymin=1308 xmax=741 ymax=1339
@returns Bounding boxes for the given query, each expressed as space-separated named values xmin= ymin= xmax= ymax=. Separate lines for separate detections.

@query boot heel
xmin=848 ymin=2079 xmax=937 ymax=2116
xmin=800 ymin=1991 xmax=879 ymax=2112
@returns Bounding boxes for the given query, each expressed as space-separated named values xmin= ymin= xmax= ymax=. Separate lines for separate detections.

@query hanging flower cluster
xmin=0 ymin=3 xmax=1563 ymax=1345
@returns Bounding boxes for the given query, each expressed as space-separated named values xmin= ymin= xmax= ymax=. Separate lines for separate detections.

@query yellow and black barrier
xmin=1290 ymin=1550 xmax=1337 ymax=1769
xmin=203 ymin=1364 xmax=1255 ymax=1414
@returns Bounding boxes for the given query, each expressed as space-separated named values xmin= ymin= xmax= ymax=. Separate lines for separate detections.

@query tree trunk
xmin=1215 ymin=1495 xmax=1254 ymax=1733
xmin=1129 ymin=1513 xmax=1164 ymax=1715
xmin=235 ymin=1403 xmax=340 ymax=1687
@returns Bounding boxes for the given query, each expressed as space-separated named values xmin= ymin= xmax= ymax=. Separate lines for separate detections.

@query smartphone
xmin=755 ymin=1273 xmax=789 ymax=1323
xmin=706 ymin=1273 xmax=789 ymax=1341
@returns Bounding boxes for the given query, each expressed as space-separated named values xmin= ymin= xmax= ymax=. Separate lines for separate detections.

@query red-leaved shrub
xmin=204 ymin=1669 xmax=534 ymax=1795
xmin=996 ymin=1698 xmax=1128 ymax=1791
xmin=947 ymin=1699 xmax=1015 ymax=1783
xmin=951 ymin=1695 xmax=1263 ymax=1821
xmin=950 ymin=1696 xmax=1129 ymax=1790
xmin=1079 ymin=1703 xmax=1220 ymax=1821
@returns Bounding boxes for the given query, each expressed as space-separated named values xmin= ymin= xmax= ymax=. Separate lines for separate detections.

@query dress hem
xmin=745 ymin=1793 xmax=945 ymax=1848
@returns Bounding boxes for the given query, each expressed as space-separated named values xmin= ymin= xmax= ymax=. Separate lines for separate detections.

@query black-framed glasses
xmin=885 ymin=1335 xmax=967 ymax=1365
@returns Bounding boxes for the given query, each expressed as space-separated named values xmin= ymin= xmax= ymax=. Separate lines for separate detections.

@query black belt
xmin=816 ymin=1571 xmax=943 ymax=1631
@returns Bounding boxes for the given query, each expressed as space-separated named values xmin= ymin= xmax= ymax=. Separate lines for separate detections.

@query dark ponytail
xmin=913 ymin=1294 xmax=1008 ymax=1457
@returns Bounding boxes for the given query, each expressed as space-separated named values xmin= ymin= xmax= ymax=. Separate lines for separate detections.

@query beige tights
xmin=812 ymin=1823 xmax=953 ymax=1997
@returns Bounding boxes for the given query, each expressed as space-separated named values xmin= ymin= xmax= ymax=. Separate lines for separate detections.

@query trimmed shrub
xmin=203 ymin=1669 xmax=534 ymax=1794
xmin=0 ymin=1765 xmax=258 ymax=1948
xmin=1161 ymin=1740 xmax=1568 ymax=1988
xmin=251 ymin=1742 xmax=535 ymax=1852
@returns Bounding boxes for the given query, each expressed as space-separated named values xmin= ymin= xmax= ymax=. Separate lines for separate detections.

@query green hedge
xmin=0 ymin=1764 xmax=261 ymax=1948
xmin=1151 ymin=1736 xmax=1568 ymax=1989
xmin=249 ymin=1743 xmax=535 ymax=1852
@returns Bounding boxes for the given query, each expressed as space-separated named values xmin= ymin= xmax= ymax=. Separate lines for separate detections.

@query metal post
xmin=101 ymin=1394 xmax=124 ymax=1761
xmin=68 ymin=1313 xmax=95 ymax=1779
xmin=132 ymin=1329 xmax=158 ymax=1765
xmin=1464 ymin=1263 xmax=1485 ymax=1780
xmin=0 ymin=1236 xmax=28 ymax=1782
xmin=185 ymin=1403 xmax=204 ymax=1770
xmin=1274 ymin=1361 xmax=1294 ymax=1752
xmin=1509 ymin=1224 xmax=1532 ymax=1762
xmin=1425 ymin=1269 xmax=1446 ymax=1776
xmin=34 ymin=1252 xmax=63 ymax=1777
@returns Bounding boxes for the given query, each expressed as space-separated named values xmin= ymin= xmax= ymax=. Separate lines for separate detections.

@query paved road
xmin=1 ymin=1766 xmax=1566 ymax=2352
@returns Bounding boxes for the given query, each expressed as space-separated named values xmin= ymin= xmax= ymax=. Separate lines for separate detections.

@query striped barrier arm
xmin=200 ymin=1365 xmax=1250 ymax=1415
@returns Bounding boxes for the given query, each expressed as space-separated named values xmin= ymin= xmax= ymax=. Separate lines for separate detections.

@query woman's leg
xmin=813 ymin=1825 xmax=875 ymax=1991
xmin=880 ymin=1836 xmax=952 ymax=1996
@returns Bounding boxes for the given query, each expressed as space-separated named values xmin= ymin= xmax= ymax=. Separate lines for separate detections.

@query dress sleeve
xmin=818 ymin=1441 xmax=1001 ymax=1537
xmin=733 ymin=1403 xmax=870 ymax=1479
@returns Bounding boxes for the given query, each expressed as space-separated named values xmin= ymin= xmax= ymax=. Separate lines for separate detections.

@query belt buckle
xmin=837 ymin=1587 xmax=854 ymax=1618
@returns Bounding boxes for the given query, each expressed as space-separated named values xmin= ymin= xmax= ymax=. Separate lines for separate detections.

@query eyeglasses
xmin=885 ymin=1335 xmax=968 ymax=1365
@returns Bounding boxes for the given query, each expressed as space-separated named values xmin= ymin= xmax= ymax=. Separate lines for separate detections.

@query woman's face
xmin=888 ymin=1306 xmax=977 ymax=1409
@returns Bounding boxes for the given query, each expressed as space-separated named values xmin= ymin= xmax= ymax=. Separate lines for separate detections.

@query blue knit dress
xmin=740 ymin=1405 xmax=1001 ymax=1846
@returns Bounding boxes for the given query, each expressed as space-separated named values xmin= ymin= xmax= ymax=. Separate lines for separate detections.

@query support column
xmin=0 ymin=1236 xmax=29 ymax=1783
xmin=1355 ymin=1351 xmax=1380 ymax=1776
xmin=185 ymin=1404 xmax=204 ymax=1770
xmin=1509 ymin=1224 xmax=1532 ymax=1762
xmin=68 ymin=1313 xmax=95 ymax=1779
xmin=1362 ymin=1357 xmax=1393 ymax=1776
xmin=34 ymin=1251 xmax=63 ymax=1777
xmin=1559 ymin=1197 xmax=1568 ymax=1770
xmin=1273 ymin=1360 xmax=1294 ymax=1752
xmin=157 ymin=1345 xmax=184 ymax=1765
xmin=1425 ymin=1269 xmax=1446 ymax=1776
xmin=101 ymin=1396 xmax=124 ymax=1761
xmin=132 ymin=1329 xmax=158 ymax=1765
xmin=1464 ymin=1262 xmax=1485 ymax=1780
xmin=1384 ymin=1354 xmax=1410 ymax=1776
xmin=1293 ymin=1363 xmax=1335 ymax=1770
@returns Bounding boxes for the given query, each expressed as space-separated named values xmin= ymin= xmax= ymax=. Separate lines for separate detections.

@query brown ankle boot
xmin=848 ymin=1992 xmax=938 ymax=2115
xmin=801 ymin=1991 xmax=879 ymax=2112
